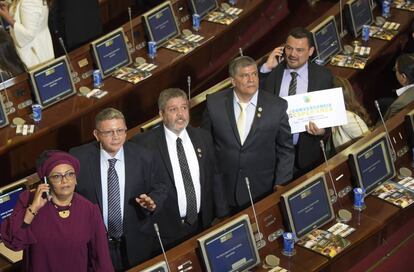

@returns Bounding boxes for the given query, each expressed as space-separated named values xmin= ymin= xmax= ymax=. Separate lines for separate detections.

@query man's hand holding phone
xmin=264 ymin=46 xmax=285 ymax=70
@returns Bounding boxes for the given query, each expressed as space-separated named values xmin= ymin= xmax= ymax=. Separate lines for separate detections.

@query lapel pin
xmin=258 ymin=107 xmax=262 ymax=112
xmin=197 ymin=148 xmax=202 ymax=157
xmin=257 ymin=113 xmax=262 ymax=118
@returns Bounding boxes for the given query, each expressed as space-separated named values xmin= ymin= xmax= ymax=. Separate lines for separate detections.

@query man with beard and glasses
xmin=131 ymin=88 xmax=229 ymax=250
xmin=259 ymin=27 xmax=334 ymax=178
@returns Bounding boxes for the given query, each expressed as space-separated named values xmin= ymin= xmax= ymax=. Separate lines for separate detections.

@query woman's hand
xmin=30 ymin=183 xmax=50 ymax=213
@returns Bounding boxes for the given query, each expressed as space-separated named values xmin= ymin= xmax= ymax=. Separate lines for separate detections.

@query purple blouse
xmin=1 ymin=191 xmax=114 ymax=272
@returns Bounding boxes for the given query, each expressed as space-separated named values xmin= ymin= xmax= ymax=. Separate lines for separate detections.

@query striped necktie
xmin=108 ymin=158 xmax=123 ymax=239
xmin=288 ymin=71 xmax=298 ymax=96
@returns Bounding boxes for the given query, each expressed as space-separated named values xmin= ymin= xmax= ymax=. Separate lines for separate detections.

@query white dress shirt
xmin=164 ymin=126 xmax=201 ymax=218
xmin=99 ymin=147 xmax=125 ymax=229
xmin=396 ymin=83 xmax=414 ymax=96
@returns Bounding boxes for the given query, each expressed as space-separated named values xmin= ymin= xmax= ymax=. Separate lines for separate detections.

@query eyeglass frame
xmin=48 ymin=171 xmax=77 ymax=184
xmin=96 ymin=128 xmax=127 ymax=137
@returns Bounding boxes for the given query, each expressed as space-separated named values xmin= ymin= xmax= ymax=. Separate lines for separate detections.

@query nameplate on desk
xmin=78 ymin=58 xmax=89 ymax=68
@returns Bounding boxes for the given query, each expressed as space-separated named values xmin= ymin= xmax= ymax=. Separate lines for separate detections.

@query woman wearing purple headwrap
xmin=1 ymin=150 xmax=114 ymax=272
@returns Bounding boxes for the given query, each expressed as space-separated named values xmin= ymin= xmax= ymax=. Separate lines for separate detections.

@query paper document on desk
xmin=0 ymin=243 xmax=22 ymax=263
xmin=283 ymin=87 xmax=347 ymax=134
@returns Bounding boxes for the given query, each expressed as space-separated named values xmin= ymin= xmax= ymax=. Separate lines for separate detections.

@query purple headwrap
xmin=36 ymin=151 xmax=80 ymax=179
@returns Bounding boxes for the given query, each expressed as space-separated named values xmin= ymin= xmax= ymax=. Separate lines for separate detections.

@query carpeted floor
xmin=348 ymin=216 xmax=414 ymax=272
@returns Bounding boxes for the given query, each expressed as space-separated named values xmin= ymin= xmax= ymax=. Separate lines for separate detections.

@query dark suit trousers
xmin=153 ymin=216 xmax=201 ymax=255
xmin=108 ymin=237 xmax=129 ymax=272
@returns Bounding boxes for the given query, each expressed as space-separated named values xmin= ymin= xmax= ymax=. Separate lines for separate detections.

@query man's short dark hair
xmin=229 ymin=56 xmax=257 ymax=78
xmin=396 ymin=53 xmax=414 ymax=84
xmin=287 ymin=27 xmax=314 ymax=48
xmin=95 ymin=108 xmax=125 ymax=128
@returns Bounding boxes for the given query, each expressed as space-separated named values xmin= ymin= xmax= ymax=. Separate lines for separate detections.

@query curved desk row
xmin=132 ymin=99 xmax=414 ymax=272
xmin=0 ymin=0 xmax=290 ymax=183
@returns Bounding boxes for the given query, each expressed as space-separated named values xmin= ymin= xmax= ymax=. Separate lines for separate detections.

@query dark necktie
xmin=108 ymin=158 xmax=123 ymax=239
xmin=176 ymin=137 xmax=198 ymax=225
xmin=288 ymin=71 xmax=298 ymax=96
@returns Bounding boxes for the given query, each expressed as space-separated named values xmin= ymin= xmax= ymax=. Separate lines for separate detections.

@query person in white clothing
xmin=332 ymin=77 xmax=372 ymax=151
xmin=0 ymin=0 xmax=55 ymax=69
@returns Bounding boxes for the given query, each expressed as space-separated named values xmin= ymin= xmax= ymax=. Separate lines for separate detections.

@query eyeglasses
xmin=48 ymin=171 xmax=76 ymax=184
xmin=97 ymin=128 xmax=127 ymax=137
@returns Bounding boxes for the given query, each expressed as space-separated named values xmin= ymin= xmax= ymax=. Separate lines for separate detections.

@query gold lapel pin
xmin=257 ymin=107 xmax=262 ymax=118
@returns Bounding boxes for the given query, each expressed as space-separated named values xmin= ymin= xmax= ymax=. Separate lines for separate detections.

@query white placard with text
xmin=283 ymin=87 xmax=347 ymax=133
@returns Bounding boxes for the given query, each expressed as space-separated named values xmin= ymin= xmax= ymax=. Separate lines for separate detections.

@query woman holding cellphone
xmin=1 ymin=150 xmax=113 ymax=272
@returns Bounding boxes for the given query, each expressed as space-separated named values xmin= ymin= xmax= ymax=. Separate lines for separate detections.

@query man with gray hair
xmin=70 ymin=107 xmax=167 ymax=271
xmin=202 ymin=56 xmax=294 ymax=213
xmin=132 ymin=88 xmax=228 ymax=250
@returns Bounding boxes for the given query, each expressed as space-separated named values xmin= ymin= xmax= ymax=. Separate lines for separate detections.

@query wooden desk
xmin=133 ymin=98 xmax=414 ymax=272
xmin=0 ymin=0 xmax=290 ymax=184
xmin=315 ymin=3 xmax=412 ymax=113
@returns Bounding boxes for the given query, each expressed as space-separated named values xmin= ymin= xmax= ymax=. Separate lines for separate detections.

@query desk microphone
xmin=187 ymin=76 xmax=191 ymax=101
xmin=244 ymin=177 xmax=263 ymax=243
xmin=128 ymin=7 xmax=136 ymax=52
xmin=320 ymin=140 xmax=338 ymax=201
xmin=153 ymin=223 xmax=171 ymax=272
xmin=375 ymin=100 xmax=397 ymax=161
xmin=58 ymin=37 xmax=77 ymax=79
xmin=320 ymin=140 xmax=351 ymax=222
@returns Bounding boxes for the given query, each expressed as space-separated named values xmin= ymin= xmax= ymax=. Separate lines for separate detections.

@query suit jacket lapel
xmin=274 ymin=63 xmax=285 ymax=96
xmin=225 ymin=90 xmax=243 ymax=145
xmin=244 ymin=91 xmax=263 ymax=146
xmin=187 ymin=127 xmax=206 ymax=193
xmin=156 ymin=127 xmax=174 ymax=184
xmin=91 ymin=142 xmax=103 ymax=210
xmin=307 ymin=62 xmax=317 ymax=92
xmin=123 ymin=143 xmax=135 ymax=214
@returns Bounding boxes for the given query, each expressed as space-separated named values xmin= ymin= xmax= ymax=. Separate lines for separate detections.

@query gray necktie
xmin=288 ymin=71 xmax=298 ymax=96
xmin=108 ymin=158 xmax=123 ymax=239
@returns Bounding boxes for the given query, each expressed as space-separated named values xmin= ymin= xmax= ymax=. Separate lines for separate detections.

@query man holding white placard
xmin=259 ymin=27 xmax=334 ymax=176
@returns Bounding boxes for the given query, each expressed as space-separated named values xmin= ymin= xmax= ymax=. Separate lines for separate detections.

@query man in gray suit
xmin=202 ymin=56 xmax=294 ymax=212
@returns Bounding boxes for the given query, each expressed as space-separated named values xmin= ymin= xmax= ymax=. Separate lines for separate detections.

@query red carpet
xmin=348 ymin=217 xmax=414 ymax=272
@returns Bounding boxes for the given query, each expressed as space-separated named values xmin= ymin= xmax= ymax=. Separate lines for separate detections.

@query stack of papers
xmin=372 ymin=178 xmax=414 ymax=208
xmin=298 ymin=228 xmax=350 ymax=258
